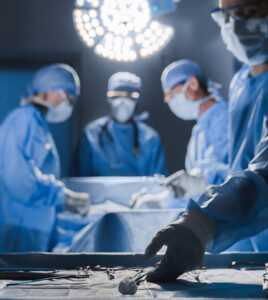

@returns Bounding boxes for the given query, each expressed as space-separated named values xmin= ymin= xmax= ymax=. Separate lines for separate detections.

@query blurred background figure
xmin=131 ymin=60 xmax=228 ymax=208
xmin=161 ymin=59 xmax=228 ymax=198
xmin=0 ymin=64 xmax=90 ymax=253
xmin=76 ymin=72 xmax=166 ymax=177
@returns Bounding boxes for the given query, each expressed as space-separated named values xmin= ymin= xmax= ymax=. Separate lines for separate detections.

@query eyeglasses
xmin=211 ymin=0 xmax=267 ymax=26
xmin=106 ymin=91 xmax=140 ymax=100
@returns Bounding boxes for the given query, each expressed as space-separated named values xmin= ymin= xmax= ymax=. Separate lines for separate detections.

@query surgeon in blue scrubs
xmin=144 ymin=0 xmax=268 ymax=282
xmin=161 ymin=59 xmax=228 ymax=187
xmin=0 ymin=64 xmax=89 ymax=252
xmin=131 ymin=61 xmax=228 ymax=207
xmin=78 ymin=72 xmax=166 ymax=176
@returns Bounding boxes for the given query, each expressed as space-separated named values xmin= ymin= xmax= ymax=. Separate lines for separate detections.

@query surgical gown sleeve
xmin=185 ymin=100 xmax=229 ymax=185
xmin=189 ymin=116 xmax=268 ymax=253
xmin=0 ymin=111 xmax=65 ymax=207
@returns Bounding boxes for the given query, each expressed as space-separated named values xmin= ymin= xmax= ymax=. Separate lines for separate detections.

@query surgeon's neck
xmin=250 ymin=62 xmax=268 ymax=77
xmin=199 ymin=99 xmax=216 ymax=117
xmin=32 ymin=103 xmax=48 ymax=116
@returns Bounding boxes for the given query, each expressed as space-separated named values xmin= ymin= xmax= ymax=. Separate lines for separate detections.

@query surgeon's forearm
xmin=192 ymin=117 xmax=268 ymax=252
xmin=190 ymin=168 xmax=268 ymax=253
xmin=2 ymin=153 xmax=65 ymax=207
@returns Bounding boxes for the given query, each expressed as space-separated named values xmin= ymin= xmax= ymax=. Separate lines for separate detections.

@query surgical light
xmin=73 ymin=0 xmax=177 ymax=62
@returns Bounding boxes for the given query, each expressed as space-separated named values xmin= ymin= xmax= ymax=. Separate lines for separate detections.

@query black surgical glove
xmin=144 ymin=209 xmax=215 ymax=282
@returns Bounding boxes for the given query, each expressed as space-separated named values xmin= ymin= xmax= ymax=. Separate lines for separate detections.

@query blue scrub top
xmin=185 ymin=98 xmax=229 ymax=186
xmin=78 ymin=117 xmax=167 ymax=176
xmin=228 ymin=65 xmax=267 ymax=174
xmin=192 ymin=65 xmax=268 ymax=253
xmin=0 ymin=104 xmax=65 ymax=252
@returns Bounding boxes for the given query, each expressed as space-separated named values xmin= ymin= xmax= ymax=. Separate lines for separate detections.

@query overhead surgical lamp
xmin=73 ymin=0 xmax=179 ymax=62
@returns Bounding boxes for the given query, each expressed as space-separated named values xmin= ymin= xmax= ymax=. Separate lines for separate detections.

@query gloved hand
xmin=63 ymin=187 xmax=90 ymax=217
xmin=162 ymin=170 xmax=206 ymax=199
xmin=129 ymin=188 xmax=170 ymax=209
xmin=129 ymin=187 xmax=148 ymax=208
xmin=144 ymin=209 xmax=215 ymax=282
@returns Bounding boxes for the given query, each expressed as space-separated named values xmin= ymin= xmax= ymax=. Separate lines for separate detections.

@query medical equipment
xmin=73 ymin=0 xmax=175 ymax=61
xmin=118 ymin=269 xmax=150 ymax=295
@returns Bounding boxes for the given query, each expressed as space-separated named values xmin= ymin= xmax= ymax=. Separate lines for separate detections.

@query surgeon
xmin=161 ymin=59 xmax=228 ymax=195
xmin=130 ymin=61 xmax=228 ymax=208
xmin=144 ymin=0 xmax=268 ymax=282
xmin=77 ymin=72 xmax=166 ymax=176
xmin=0 ymin=64 xmax=90 ymax=253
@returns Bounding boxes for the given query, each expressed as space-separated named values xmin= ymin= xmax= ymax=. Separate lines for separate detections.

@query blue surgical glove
xmin=144 ymin=209 xmax=215 ymax=282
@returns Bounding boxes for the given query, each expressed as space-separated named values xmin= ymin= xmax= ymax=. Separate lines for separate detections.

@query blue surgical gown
xmin=78 ymin=117 xmax=166 ymax=176
xmin=185 ymin=98 xmax=229 ymax=185
xmin=0 ymin=105 xmax=65 ymax=252
xmin=190 ymin=65 xmax=268 ymax=253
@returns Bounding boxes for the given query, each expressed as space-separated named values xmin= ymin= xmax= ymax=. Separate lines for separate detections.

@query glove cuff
xmin=177 ymin=209 xmax=215 ymax=249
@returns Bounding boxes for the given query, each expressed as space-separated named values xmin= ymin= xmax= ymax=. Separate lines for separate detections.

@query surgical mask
xmin=32 ymin=90 xmax=73 ymax=123
xmin=168 ymin=81 xmax=212 ymax=120
xmin=220 ymin=16 xmax=268 ymax=66
xmin=109 ymin=97 xmax=136 ymax=123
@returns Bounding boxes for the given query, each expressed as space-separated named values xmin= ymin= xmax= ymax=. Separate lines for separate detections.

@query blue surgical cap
xmin=161 ymin=59 xmax=207 ymax=92
xmin=27 ymin=64 xmax=80 ymax=99
xmin=108 ymin=72 xmax=142 ymax=94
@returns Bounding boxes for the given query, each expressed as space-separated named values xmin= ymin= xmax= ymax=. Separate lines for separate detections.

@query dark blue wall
xmin=0 ymin=69 xmax=35 ymax=119
xmin=0 ymin=0 xmax=234 ymax=176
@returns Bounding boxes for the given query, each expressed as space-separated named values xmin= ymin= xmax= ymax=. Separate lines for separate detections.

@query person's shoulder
xmin=215 ymin=98 xmax=228 ymax=112
xmin=257 ymin=83 xmax=268 ymax=116
xmin=137 ymin=121 xmax=161 ymax=141
xmin=2 ymin=105 xmax=38 ymax=127
xmin=258 ymin=71 xmax=268 ymax=94
xmin=230 ymin=64 xmax=249 ymax=88
xmin=254 ymin=71 xmax=268 ymax=108
xmin=212 ymin=99 xmax=228 ymax=120
xmin=202 ymin=99 xmax=228 ymax=137
xmin=84 ymin=116 xmax=108 ymax=129
xmin=236 ymin=64 xmax=249 ymax=78
xmin=83 ymin=116 xmax=109 ymax=133
xmin=0 ymin=106 xmax=42 ymax=144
